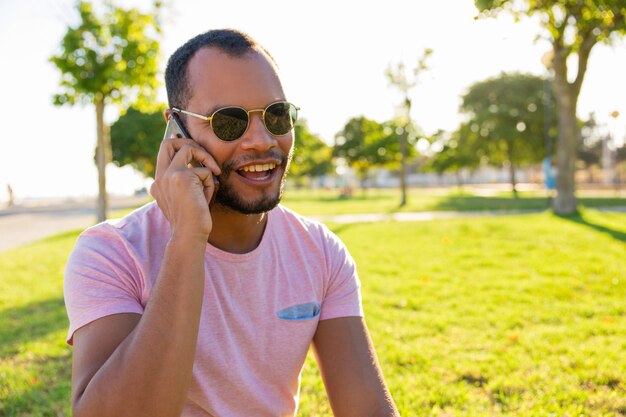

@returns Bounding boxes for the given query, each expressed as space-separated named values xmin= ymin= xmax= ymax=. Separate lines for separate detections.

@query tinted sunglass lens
xmin=213 ymin=107 xmax=248 ymax=141
xmin=265 ymin=102 xmax=297 ymax=135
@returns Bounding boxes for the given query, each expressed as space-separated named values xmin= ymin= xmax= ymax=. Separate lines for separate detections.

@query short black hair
xmin=165 ymin=29 xmax=274 ymax=109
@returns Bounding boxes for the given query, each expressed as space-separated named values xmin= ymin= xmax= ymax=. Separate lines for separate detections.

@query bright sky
xmin=0 ymin=0 xmax=625 ymax=201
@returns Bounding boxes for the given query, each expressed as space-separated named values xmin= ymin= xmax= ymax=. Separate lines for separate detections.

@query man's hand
xmin=150 ymin=137 xmax=221 ymax=242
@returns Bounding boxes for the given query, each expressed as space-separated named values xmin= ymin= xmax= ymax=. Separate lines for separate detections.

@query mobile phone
xmin=163 ymin=111 xmax=220 ymax=198
xmin=163 ymin=112 xmax=192 ymax=141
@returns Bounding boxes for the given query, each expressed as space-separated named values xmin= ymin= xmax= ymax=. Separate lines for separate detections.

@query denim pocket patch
xmin=276 ymin=302 xmax=321 ymax=321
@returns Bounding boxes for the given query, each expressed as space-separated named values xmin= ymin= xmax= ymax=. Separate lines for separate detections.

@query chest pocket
xmin=276 ymin=302 xmax=321 ymax=321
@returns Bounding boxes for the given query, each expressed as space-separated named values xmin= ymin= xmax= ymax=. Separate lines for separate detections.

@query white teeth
xmin=241 ymin=163 xmax=276 ymax=172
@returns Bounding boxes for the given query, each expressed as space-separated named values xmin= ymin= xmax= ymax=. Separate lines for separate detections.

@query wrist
xmin=168 ymin=232 xmax=209 ymax=251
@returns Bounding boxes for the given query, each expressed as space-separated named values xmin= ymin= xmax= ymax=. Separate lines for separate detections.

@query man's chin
xmin=215 ymin=197 xmax=281 ymax=215
xmin=213 ymin=184 xmax=284 ymax=215
xmin=214 ymin=158 xmax=290 ymax=215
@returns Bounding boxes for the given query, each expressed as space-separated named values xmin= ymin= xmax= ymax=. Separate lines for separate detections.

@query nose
xmin=240 ymin=111 xmax=277 ymax=151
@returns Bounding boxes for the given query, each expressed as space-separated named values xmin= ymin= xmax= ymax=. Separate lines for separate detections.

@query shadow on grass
xmin=558 ymin=213 xmax=626 ymax=244
xmin=1 ymin=350 xmax=72 ymax=416
xmin=0 ymin=297 xmax=68 ymax=359
xmin=433 ymin=195 xmax=551 ymax=212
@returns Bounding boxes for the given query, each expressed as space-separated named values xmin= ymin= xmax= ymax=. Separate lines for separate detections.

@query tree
xmin=110 ymin=106 xmax=165 ymax=179
xmin=333 ymin=116 xmax=404 ymax=189
xmin=50 ymin=1 xmax=161 ymax=221
xmin=289 ymin=119 xmax=334 ymax=186
xmin=424 ymin=125 xmax=482 ymax=185
xmin=475 ymin=0 xmax=626 ymax=213
xmin=460 ymin=73 xmax=555 ymax=195
xmin=386 ymin=48 xmax=432 ymax=206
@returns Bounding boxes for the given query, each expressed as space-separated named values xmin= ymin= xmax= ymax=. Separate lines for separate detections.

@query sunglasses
xmin=172 ymin=101 xmax=300 ymax=142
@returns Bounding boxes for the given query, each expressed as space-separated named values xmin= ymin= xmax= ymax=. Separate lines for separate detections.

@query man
xmin=64 ymin=29 xmax=399 ymax=417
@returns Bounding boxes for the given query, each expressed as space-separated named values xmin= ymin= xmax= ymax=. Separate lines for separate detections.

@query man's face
xmin=183 ymin=47 xmax=293 ymax=214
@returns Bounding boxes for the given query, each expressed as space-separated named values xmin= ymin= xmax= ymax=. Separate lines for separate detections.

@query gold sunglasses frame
xmin=171 ymin=101 xmax=300 ymax=142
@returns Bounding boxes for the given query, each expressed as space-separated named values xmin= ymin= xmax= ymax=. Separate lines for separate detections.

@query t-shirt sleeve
xmin=319 ymin=227 xmax=364 ymax=321
xmin=64 ymin=223 xmax=145 ymax=345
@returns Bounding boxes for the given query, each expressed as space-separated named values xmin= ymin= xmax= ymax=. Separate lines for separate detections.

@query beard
xmin=213 ymin=150 xmax=292 ymax=215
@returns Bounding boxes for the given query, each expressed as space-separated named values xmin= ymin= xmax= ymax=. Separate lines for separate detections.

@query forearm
xmin=74 ymin=237 xmax=207 ymax=417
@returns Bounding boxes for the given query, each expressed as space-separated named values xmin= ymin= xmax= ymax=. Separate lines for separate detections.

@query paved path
xmin=1 ymin=200 xmax=624 ymax=253
xmin=0 ymin=196 xmax=148 ymax=253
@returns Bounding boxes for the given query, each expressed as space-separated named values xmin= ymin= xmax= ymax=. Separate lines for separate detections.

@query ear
xmin=163 ymin=108 xmax=172 ymax=122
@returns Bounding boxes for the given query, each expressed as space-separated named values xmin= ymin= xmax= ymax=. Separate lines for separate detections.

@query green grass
xmin=0 ymin=231 xmax=76 ymax=416
xmin=299 ymin=209 xmax=626 ymax=416
xmin=1 ymin=209 xmax=625 ymax=416
xmin=280 ymin=187 xmax=626 ymax=216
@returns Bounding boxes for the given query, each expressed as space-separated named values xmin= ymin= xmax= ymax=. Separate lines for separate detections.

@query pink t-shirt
xmin=64 ymin=202 xmax=363 ymax=416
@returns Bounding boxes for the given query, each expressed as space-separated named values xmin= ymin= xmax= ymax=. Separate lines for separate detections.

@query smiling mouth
xmin=236 ymin=163 xmax=278 ymax=181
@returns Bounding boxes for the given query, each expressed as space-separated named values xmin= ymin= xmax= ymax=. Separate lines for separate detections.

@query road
xmin=0 ymin=195 xmax=149 ymax=253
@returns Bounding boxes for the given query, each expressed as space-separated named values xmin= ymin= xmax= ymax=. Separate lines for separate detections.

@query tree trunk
xmin=399 ymin=130 xmax=407 ymax=207
xmin=509 ymin=163 xmax=518 ymax=198
xmin=553 ymin=91 xmax=578 ymax=214
xmin=506 ymin=142 xmax=518 ymax=198
xmin=95 ymin=100 xmax=109 ymax=222
xmin=550 ymin=33 xmax=597 ymax=215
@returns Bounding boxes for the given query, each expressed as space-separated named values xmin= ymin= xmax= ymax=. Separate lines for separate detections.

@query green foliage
xmin=475 ymin=0 xmax=626 ymax=47
xmin=424 ymin=127 xmax=482 ymax=176
xmin=460 ymin=73 xmax=555 ymax=168
xmin=110 ymin=106 xmax=166 ymax=178
xmin=50 ymin=0 xmax=162 ymax=110
xmin=333 ymin=117 xmax=415 ymax=184
xmin=290 ymin=119 xmax=334 ymax=180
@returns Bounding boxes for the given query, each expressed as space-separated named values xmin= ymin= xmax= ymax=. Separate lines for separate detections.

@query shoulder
xmin=269 ymin=205 xmax=348 ymax=257
xmin=271 ymin=205 xmax=339 ymax=241
xmin=71 ymin=201 xmax=167 ymax=262
xmin=80 ymin=201 xmax=166 ymax=242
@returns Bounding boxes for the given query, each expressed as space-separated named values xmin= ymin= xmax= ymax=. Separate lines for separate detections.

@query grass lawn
xmin=1 ymin=209 xmax=625 ymax=416
xmin=281 ymin=187 xmax=626 ymax=216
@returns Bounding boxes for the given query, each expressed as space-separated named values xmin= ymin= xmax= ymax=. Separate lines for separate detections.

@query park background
xmin=1 ymin=0 xmax=625 ymax=416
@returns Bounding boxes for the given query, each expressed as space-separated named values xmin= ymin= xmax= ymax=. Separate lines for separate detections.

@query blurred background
xmin=0 ymin=0 xmax=624 ymax=208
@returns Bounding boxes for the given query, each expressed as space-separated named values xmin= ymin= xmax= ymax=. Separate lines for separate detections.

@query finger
xmin=189 ymin=167 xmax=212 ymax=180
xmin=189 ymin=167 xmax=217 ymax=204
xmin=170 ymin=144 xmax=221 ymax=176
xmin=208 ymin=178 xmax=219 ymax=206
xmin=156 ymin=139 xmax=221 ymax=177
xmin=157 ymin=137 xmax=200 ymax=166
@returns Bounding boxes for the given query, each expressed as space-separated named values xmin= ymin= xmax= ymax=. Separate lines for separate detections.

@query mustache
xmin=220 ymin=151 xmax=288 ymax=177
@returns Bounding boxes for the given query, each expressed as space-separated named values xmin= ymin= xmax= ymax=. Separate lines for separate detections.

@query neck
xmin=207 ymin=203 xmax=269 ymax=254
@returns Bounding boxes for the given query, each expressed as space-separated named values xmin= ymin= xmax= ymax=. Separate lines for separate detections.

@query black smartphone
xmin=163 ymin=111 xmax=192 ymax=141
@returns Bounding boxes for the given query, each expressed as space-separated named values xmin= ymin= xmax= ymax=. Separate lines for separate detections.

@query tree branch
xmin=572 ymin=31 xmax=597 ymax=97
